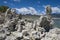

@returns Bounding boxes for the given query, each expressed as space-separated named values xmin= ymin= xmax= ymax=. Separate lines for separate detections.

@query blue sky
xmin=0 ymin=0 xmax=60 ymax=15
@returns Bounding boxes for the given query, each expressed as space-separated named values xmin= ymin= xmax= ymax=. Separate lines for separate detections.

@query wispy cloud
xmin=15 ymin=7 xmax=38 ymax=15
xmin=52 ymin=7 xmax=60 ymax=13
xmin=3 ymin=1 xmax=7 ymax=4
xmin=13 ymin=0 xmax=20 ymax=2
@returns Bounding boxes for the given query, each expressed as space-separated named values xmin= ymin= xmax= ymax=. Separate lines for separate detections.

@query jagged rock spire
xmin=46 ymin=5 xmax=52 ymax=15
xmin=46 ymin=5 xmax=52 ymax=19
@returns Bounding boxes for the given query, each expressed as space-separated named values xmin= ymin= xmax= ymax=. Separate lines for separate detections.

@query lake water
xmin=22 ymin=15 xmax=60 ymax=28
xmin=53 ymin=19 xmax=60 ymax=28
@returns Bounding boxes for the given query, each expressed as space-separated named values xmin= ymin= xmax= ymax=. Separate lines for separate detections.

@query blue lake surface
xmin=53 ymin=19 xmax=60 ymax=28
xmin=22 ymin=15 xmax=60 ymax=28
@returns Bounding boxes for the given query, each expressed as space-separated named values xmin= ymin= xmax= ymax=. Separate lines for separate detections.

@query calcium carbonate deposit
xmin=0 ymin=5 xmax=60 ymax=40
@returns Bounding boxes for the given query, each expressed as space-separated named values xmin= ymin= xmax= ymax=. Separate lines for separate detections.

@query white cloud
xmin=15 ymin=7 xmax=38 ymax=15
xmin=29 ymin=7 xmax=38 ymax=14
xmin=41 ymin=11 xmax=46 ymax=14
xmin=52 ymin=7 xmax=60 ymax=13
xmin=13 ymin=0 xmax=20 ymax=2
xmin=3 ymin=1 xmax=7 ymax=4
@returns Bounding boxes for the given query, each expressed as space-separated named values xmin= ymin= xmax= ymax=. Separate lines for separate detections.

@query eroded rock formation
xmin=0 ymin=6 xmax=60 ymax=40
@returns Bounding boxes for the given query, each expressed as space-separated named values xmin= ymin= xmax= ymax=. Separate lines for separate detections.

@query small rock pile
xmin=41 ymin=28 xmax=60 ymax=40
xmin=0 ymin=16 xmax=46 ymax=40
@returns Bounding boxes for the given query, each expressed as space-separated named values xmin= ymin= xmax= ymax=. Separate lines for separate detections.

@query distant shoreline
xmin=53 ymin=18 xmax=60 ymax=19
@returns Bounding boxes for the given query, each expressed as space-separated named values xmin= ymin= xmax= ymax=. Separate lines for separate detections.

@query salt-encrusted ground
xmin=0 ymin=8 xmax=60 ymax=40
xmin=0 ymin=14 xmax=60 ymax=40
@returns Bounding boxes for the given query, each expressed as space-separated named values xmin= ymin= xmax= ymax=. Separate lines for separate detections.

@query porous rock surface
xmin=0 ymin=9 xmax=60 ymax=40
